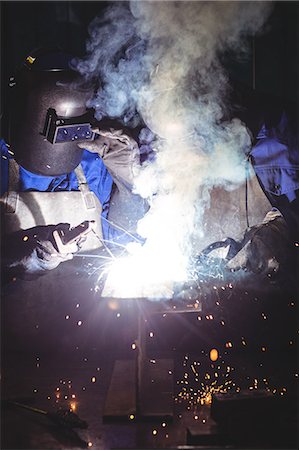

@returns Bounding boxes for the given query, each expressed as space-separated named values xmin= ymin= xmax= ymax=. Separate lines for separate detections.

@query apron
xmin=195 ymin=162 xmax=273 ymax=252
xmin=1 ymin=161 xmax=109 ymax=353
xmin=1 ymin=160 xmax=103 ymax=252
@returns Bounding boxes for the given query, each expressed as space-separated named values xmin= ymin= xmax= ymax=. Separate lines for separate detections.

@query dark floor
xmin=1 ymin=256 xmax=298 ymax=449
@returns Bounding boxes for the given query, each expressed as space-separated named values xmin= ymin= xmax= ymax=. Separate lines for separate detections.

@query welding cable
xmin=101 ymin=215 xmax=144 ymax=243
xmin=197 ymin=237 xmax=242 ymax=262
xmin=7 ymin=401 xmax=88 ymax=429
xmin=245 ymin=155 xmax=251 ymax=228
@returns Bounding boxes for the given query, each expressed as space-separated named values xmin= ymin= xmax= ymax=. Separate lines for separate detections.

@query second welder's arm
xmin=78 ymin=129 xmax=140 ymax=192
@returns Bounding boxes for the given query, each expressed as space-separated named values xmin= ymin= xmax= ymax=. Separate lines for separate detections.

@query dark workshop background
xmin=1 ymin=1 xmax=298 ymax=94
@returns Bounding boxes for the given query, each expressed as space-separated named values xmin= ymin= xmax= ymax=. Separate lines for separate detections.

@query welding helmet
xmin=9 ymin=48 xmax=96 ymax=176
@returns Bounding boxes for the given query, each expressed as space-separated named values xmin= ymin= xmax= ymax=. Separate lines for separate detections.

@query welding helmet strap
xmin=8 ymin=159 xmax=20 ymax=192
xmin=5 ymin=159 xmax=20 ymax=213
xmin=74 ymin=165 xmax=97 ymax=211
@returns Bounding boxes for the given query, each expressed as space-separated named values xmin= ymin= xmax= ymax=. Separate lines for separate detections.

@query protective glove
xmin=78 ymin=127 xmax=140 ymax=188
xmin=3 ymin=223 xmax=79 ymax=281
xmin=226 ymin=209 xmax=294 ymax=277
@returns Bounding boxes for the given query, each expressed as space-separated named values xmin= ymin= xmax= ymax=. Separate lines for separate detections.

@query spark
xmin=210 ymin=349 xmax=218 ymax=362
xmin=101 ymin=241 xmax=187 ymax=298
xmin=70 ymin=402 xmax=77 ymax=412
xmin=191 ymin=365 xmax=197 ymax=375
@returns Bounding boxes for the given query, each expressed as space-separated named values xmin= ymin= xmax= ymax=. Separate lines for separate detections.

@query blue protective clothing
xmin=251 ymin=112 xmax=299 ymax=202
xmin=1 ymin=139 xmax=121 ymax=242
xmin=250 ymin=111 xmax=299 ymax=241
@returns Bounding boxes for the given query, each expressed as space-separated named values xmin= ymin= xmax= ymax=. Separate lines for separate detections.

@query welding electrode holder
xmin=53 ymin=220 xmax=96 ymax=254
xmin=197 ymin=237 xmax=242 ymax=262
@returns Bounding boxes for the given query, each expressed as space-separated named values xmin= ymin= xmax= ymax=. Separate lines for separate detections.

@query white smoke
xmin=75 ymin=1 xmax=272 ymax=297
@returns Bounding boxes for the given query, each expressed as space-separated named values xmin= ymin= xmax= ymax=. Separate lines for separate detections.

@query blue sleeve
xmin=80 ymin=151 xmax=114 ymax=241
xmin=250 ymin=112 xmax=299 ymax=203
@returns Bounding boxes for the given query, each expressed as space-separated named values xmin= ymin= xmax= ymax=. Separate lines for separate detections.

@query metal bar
xmin=100 ymin=297 xmax=202 ymax=314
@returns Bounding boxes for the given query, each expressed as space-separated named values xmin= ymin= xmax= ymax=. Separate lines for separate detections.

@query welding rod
xmin=100 ymin=297 xmax=203 ymax=314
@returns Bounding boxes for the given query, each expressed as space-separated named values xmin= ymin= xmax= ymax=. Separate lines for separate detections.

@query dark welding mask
xmin=9 ymin=48 xmax=96 ymax=176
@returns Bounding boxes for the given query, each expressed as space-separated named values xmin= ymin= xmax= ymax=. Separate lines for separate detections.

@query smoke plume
xmin=75 ymin=1 xmax=272 ymax=295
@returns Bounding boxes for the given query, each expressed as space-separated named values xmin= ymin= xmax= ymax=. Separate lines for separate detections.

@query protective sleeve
xmin=79 ymin=130 xmax=148 ymax=238
xmin=250 ymin=111 xmax=299 ymax=242
xmin=79 ymin=130 xmax=140 ymax=192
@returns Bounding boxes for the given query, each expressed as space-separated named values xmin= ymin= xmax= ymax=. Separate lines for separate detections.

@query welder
xmin=1 ymin=48 xmax=146 ymax=282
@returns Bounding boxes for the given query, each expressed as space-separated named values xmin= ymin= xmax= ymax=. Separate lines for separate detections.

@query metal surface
xmin=100 ymin=297 xmax=203 ymax=314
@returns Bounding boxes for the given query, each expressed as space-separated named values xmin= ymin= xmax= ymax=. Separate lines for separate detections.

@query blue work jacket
xmin=250 ymin=112 xmax=299 ymax=203
xmin=0 ymin=139 xmax=120 ymax=241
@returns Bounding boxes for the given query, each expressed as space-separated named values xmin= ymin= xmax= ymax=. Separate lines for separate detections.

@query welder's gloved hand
xmin=78 ymin=127 xmax=140 ymax=188
xmin=226 ymin=209 xmax=293 ymax=278
xmin=4 ymin=224 xmax=79 ymax=280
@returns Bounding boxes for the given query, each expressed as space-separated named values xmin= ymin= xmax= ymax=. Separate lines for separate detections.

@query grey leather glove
xmin=226 ymin=210 xmax=293 ymax=277
xmin=3 ymin=223 xmax=78 ymax=280
xmin=79 ymin=127 xmax=148 ymax=235
xmin=78 ymin=128 xmax=140 ymax=189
